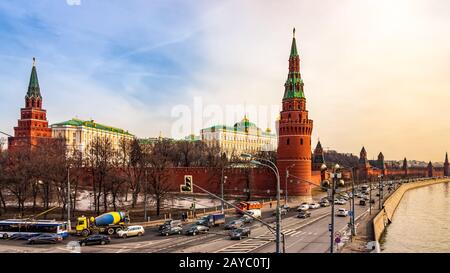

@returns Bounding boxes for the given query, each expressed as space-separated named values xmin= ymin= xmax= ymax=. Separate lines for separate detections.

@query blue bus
xmin=0 ymin=219 xmax=69 ymax=240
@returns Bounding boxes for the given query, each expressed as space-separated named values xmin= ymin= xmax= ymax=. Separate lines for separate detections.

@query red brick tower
xmin=427 ymin=161 xmax=433 ymax=177
xmin=402 ymin=157 xmax=408 ymax=177
xmin=444 ymin=153 xmax=449 ymax=177
xmin=8 ymin=58 xmax=52 ymax=150
xmin=277 ymin=28 xmax=313 ymax=202
xmin=358 ymin=147 xmax=370 ymax=180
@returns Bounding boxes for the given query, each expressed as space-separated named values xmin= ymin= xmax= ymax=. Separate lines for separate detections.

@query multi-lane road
xmin=0 ymin=184 xmax=393 ymax=253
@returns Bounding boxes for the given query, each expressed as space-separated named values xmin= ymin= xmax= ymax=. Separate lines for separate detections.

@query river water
xmin=381 ymin=182 xmax=450 ymax=253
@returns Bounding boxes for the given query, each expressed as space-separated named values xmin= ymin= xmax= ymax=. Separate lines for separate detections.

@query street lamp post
xmin=221 ymin=166 xmax=228 ymax=214
xmin=241 ymin=153 xmax=282 ymax=254
xmin=378 ymin=174 xmax=383 ymax=210
xmin=329 ymin=164 xmax=342 ymax=254
xmin=67 ymin=167 xmax=71 ymax=231
xmin=285 ymin=164 xmax=295 ymax=205
xmin=351 ymin=168 xmax=356 ymax=236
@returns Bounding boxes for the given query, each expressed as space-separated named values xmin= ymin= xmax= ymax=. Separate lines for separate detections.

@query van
xmin=246 ymin=209 xmax=261 ymax=219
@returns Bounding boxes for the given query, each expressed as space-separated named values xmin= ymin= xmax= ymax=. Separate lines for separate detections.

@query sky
xmin=1 ymin=0 xmax=450 ymax=162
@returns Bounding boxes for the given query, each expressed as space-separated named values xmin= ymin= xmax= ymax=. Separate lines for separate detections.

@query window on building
xmin=287 ymin=138 xmax=290 ymax=145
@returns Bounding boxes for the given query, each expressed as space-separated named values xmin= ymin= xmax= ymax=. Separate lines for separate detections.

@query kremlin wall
xmin=5 ymin=30 xmax=448 ymax=203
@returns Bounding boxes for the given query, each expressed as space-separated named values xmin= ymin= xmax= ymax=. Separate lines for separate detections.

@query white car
xmin=117 ymin=225 xmax=145 ymax=238
xmin=336 ymin=208 xmax=348 ymax=217
xmin=297 ymin=204 xmax=310 ymax=211
xmin=309 ymin=203 xmax=320 ymax=209
xmin=334 ymin=199 xmax=346 ymax=205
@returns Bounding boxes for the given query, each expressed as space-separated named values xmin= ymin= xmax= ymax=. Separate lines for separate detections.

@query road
xmin=0 ymin=183 xmax=396 ymax=253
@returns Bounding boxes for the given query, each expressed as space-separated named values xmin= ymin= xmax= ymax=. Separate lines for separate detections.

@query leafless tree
xmin=118 ymin=138 xmax=144 ymax=208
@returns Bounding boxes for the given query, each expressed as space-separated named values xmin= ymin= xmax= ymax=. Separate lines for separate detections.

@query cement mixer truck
xmin=76 ymin=211 xmax=130 ymax=237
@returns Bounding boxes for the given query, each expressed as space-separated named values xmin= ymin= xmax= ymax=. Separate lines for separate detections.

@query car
xmin=341 ymin=193 xmax=349 ymax=199
xmin=370 ymin=199 xmax=376 ymax=204
xmin=229 ymin=227 xmax=251 ymax=240
xmin=160 ymin=225 xmax=183 ymax=236
xmin=273 ymin=208 xmax=288 ymax=216
xmin=309 ymin=203 xmax=320 ymax=209
xmin=336 ymin=208 xmax=348 ymax=217
xmin=376 ymin=193 xmax=380 ymax=196
xmin=359 ymin=199 xmax=366 ymax=206
xmin=320 ymin=200 xmax=330 ymax=207
xmin=158 ymin=219 xmax=182 ymax=231
xmin=348 ymin=193 xmax=353 ymax=198
xmin=239 ymin=215 xmax=254 ymax=224
xmin=11 ymin=233 xmax=38 ymax=240
xmin=117 ymin=225 xmax=145 ymax=238
xmin=297 ymin=204 xmax=310 ymax=211
xmin=186 ymin=225 xmax=209 ymax=236
xmin=27 ymin=234 xmax=62 ymax=244
xmin=79 ymin=234 xmax=111 ymax=246
xmin=297 ymin=211 xmax=311 ymax=219
xmin=280 ymin=204 xmax=290 ymax=211
xmin=334 ymin=199 xmax=346 ymax=205
xmin=225 ymin=220 xmax=244 ymax=230
xmin=363 ymin=195 xmax=370 ymax=201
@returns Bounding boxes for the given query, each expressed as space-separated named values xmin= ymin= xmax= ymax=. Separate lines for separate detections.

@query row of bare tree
xmin=1 ymin=136 xmax=269 ymax=218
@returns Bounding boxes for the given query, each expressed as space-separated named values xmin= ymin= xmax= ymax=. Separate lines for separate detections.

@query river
xmin=381 ymin=182 xmax=450 ymax=253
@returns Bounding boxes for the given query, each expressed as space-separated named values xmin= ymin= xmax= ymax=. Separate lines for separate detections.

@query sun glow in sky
xmin=1 ymin=0 xmax=450 ymax=162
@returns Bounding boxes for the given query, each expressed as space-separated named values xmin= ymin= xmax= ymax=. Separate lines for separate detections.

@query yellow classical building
xmin=51 ymin=118 xmax=134 ymax=155
xmin=200 ymin=116 xmax=277 ymax=158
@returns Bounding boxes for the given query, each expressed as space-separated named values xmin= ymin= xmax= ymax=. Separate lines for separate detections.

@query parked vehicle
xmin=224 ymin=220 xmax=244 ymax=230
xmin=229 ymin=227 xmax=251 ymax=240
xmin=196 ymin=213 xmax=225 ymax=227
xmin=309 ymin=203 xmax=320 ymax=209
xmin=117 ymin=225 xmax=145 ymax=238
xmin=27 ymin=234 xmax=63 ymax=244
xmin=160 ymin=226 xmax=183 ymax=236
xmin=297 ymin=211 xmax=311 ymax=219
xmin=76 ymin=211 xmax=129 ymax=237
xmin=158 ymin=219 xmax=182 ymax=231
xmin=186 ymin=225 xmax=209 ymax=236
xmin=336 ymin=208 xmax=348 ymax=217
xmin=79 ymin=234 xmax=111 ymax=246
xmin=320 ymin=200 xmax=330 ymax=207
xmin=297 ymin=204 xmax=309 ymax=211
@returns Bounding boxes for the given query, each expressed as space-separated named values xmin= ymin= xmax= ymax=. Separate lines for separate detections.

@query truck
xmin=196 ymin=213 xmax=225 ymax=227
xmin=235 ymin=201 xmax=262 ymax=214
xmin=76 ymin=211 xmax=130 ymax=237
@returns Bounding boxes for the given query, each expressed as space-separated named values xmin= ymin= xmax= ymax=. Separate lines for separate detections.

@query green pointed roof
xmin=290 ymin=28 xmax=298 ymax=57
xmin=26 ymin=58 xmax=41 ymax=99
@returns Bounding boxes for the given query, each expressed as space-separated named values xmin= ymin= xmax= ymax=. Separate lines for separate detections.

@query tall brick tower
xmin=277 ymin=28 xmax=313 ymax=202
xmin=427 ymin=161 xmax=433 ymax=177
xmin=402 ymin=157 xmax=408 ymax=177
xmin=358 ymin=147 xmax=370 ymax=180
xmin=8 ymin=58 xmax=52 ymax=150
xmin=444 ymin=153 xmax=449 ymax=177
xmin=377 ymin=152 xmax=386 ymax=175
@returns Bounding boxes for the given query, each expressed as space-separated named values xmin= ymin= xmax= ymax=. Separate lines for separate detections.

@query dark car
xmin=160 ymin=226 xmax=183 ymax=236
xmin=297 ymin=211 xmax=311 ymax=219
xmin=359 ymin=199 xmax=366 ymax=206
xmin=158 ymin=219 xmax=182 ymax=231
xmin=229 ymin=227 xmax=251 ymax=240
xmin=239 ymin=216 xmax=253 ymax=224
xmin=224 ymin=220 xmax=244 ymax=230
xmin=186 ymin=225 xmax=209 ymax=236
xmin=27 ymin=234 xmax=62 ymax=244
xmin=79 ymin=234 xmax=111 ymax=246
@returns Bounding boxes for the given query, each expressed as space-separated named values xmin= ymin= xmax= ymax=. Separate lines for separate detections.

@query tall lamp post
xmin=319 ymin=163 xmax=343 ymax=253
xmin=285 ymin=164 xmax=295 ymax=205
xmin=378 ymin=174 xmax=384 ymax=210
xmin=241 ymin=153 xmax=282 ymax=254
xmin=67 ymin=166 xmax=71 ymax=231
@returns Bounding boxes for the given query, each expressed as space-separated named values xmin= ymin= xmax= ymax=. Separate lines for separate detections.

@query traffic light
xmin=180 ymin=175 xmax=193 ymax=193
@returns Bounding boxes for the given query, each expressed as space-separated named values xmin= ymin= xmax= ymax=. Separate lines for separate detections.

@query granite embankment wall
xmin=373 ymin=178 xmax=450 ymax=242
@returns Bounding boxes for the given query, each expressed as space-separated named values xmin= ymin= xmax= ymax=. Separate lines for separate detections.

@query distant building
xmin=200 ymin=115 xmax=277 ymax=158
xmin=184 ymin=134 xmax=201 ymax=142
xmin=51 ymin=118 xmax=134 ymax=155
